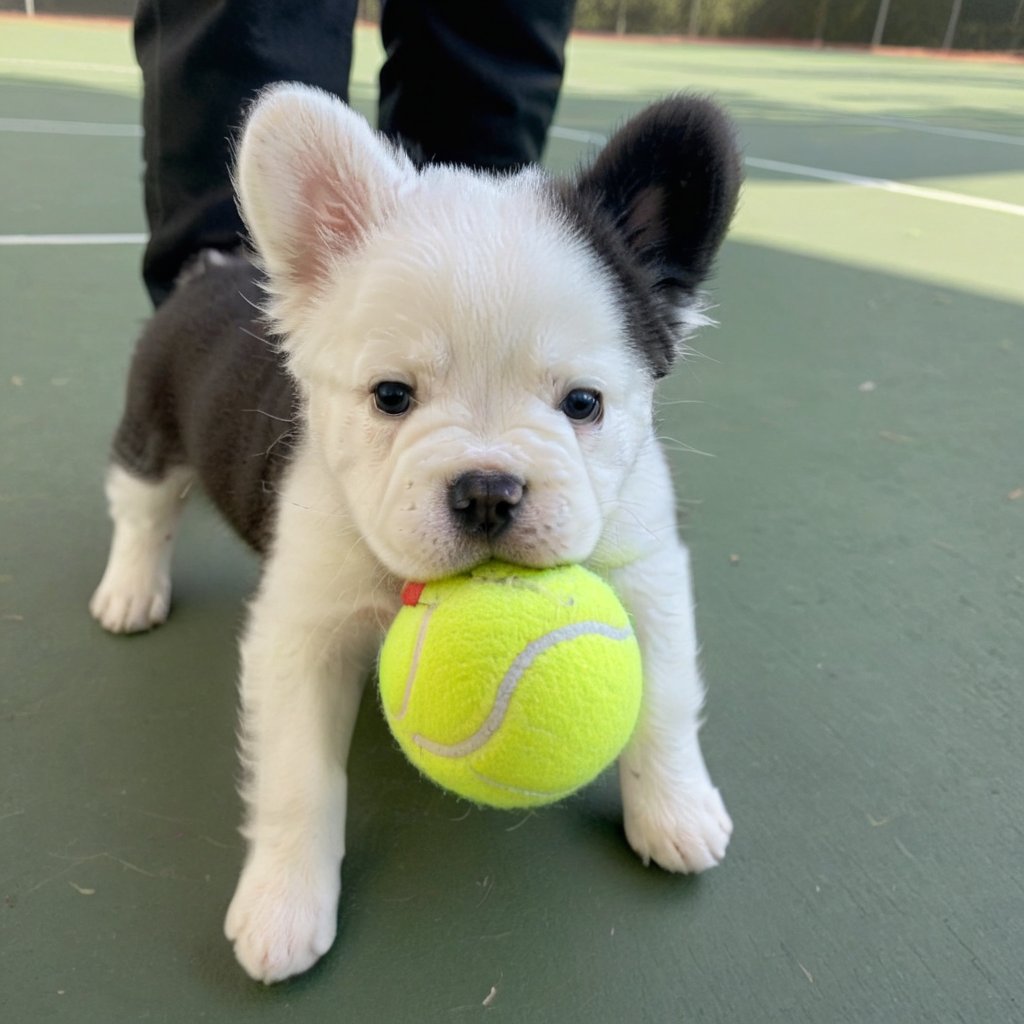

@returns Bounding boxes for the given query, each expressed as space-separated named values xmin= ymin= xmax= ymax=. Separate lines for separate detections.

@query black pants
xmin=134 ymin=0 xmax=576 ymax=307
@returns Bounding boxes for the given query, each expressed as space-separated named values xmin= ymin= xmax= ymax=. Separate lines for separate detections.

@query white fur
xmin=599 ymin=444 xmax=732 ymax=872
xmin=222 ymin=455 xmax=391 ymax=981
xmin=90 ymin=464 xmax=192 ymax=633
xmin=94 ymin=85 xmax=732 ymax=983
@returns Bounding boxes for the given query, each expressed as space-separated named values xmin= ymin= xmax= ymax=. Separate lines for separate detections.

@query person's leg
xmin=134 ymin=0 xmax=359 ymax=307
xmin=378 ymin=0 xmax=576 ymax=171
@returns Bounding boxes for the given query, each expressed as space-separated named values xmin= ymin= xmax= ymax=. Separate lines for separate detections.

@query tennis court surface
xmin=2 ymin=16 xmax=1023 ymax=1023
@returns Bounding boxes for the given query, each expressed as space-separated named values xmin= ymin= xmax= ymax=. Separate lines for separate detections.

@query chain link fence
xmin=576 ymin=0 xmax=1022 ymax=51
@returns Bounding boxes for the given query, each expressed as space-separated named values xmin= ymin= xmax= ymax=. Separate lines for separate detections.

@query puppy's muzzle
xmin=449 ymin=471 xmax=524 ymax=540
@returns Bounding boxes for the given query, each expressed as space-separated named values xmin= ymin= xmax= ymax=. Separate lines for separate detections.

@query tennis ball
xmin=378 ymin=562 xmax=643 ymax=808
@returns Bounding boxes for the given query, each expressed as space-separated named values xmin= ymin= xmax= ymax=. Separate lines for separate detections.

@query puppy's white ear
xmin=235 ymin=84 xmax=412 ymax=331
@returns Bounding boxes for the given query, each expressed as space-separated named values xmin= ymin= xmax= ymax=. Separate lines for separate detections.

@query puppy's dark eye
xmin=560 ymin=388 xmax=602 ymax=424
xmin=373 ymin=381 xmax=413 ymax=416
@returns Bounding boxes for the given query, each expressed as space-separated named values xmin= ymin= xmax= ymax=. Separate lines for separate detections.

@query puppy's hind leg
xmin=90 ymin=463 xmax=193 ymax=633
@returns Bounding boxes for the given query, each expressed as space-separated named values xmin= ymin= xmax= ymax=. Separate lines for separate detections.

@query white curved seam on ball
xmin=394 ymin=603 xmax=436 ymax=721
xmin=412 ymin=621 xmax=634 ymax=758
xmin=469 ymin=767 xmax=578 ymax=800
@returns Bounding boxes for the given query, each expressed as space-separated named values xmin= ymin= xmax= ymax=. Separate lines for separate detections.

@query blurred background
xmin=2 ymin=0 xmax=1023 ymax=53
xmin=2 ymin=4 xmax=1022 ymax=1023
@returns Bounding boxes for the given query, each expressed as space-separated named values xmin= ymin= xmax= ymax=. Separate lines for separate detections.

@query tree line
xmin=573 ymin=0 xmax=1023 ymax=52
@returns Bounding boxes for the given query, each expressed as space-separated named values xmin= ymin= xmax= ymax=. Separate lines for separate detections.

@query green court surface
xmin=2 ymin=15 xmax=1023 ymax=1023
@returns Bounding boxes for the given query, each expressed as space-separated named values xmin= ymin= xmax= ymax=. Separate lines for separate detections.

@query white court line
xmin=9 ymin=110 xmax=1022 ymax=149
xmin=549 ymin=125 xmax=609 ymax=146
xmin=0 ymin=116 xmax=141 ymax=137
xmin=0 ymin=233 xmax=146 ymax=246
xmin=13 ymin=113 xmax=1017 ymax=150
xmin=850 ymin=116 xmax=1024 ymax=148
xmin=0 ymin=57 xmax=138 ymax=76
xmin=745 ymin=157 xmax=1024 ymax=218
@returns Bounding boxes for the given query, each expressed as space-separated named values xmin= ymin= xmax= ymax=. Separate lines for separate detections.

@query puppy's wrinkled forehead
xmin=342 ymin=169 xmax=626 ymax=371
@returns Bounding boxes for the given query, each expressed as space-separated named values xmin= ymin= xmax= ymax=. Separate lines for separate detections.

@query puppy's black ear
xmin=579 ymin=96 xmax=741 ymax=303
xmin=565 ymin=97 xmax=741 ymax=375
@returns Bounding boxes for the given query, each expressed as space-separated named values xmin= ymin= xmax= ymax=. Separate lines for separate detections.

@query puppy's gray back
xmin=113 ymin=252 xmax=298 ymax=553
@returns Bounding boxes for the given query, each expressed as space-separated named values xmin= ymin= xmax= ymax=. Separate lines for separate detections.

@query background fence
xmin=2 ymin=0 xmax=1022 ymax=53
xmin=574 ymin=0 xmax=1024 ymax=51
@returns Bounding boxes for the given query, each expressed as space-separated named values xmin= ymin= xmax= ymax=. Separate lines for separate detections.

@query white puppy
xmin=90 ymin=85 xmax=741 ymax=983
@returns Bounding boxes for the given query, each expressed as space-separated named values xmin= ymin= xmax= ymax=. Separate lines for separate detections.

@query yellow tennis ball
xmin=378 ymin=561 xmax=643 ymax=808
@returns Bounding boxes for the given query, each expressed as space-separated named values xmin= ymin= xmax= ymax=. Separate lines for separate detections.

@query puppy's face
xmin=236 ymin=88 xmax=739 ymax=580
xmin=295 ymin=174 xmax=655 ymax=579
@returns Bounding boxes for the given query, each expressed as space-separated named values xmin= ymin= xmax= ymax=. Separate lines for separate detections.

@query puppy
xmin=90 ymin=85 xmax=741 ymax=983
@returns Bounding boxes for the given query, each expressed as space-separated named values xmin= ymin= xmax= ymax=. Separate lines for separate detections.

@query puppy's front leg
xmin=223 ymin=480 xmax=388 ymax=983
xmin=224 ymin=584 xmax=376 ymax=983
xmin=609 ymin=542 xmax=733 ymax=875
xmin=595 ymin=443 xmax=732 ymax=873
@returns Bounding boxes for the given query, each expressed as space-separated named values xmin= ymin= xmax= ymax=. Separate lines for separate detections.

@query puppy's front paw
xmin=89 ymin=570 xmax=170 ymax=634
xmin=620 ymin=763 xmax=732 ymax=874
xmin=224 ymin=850 xmax=341 ymax=984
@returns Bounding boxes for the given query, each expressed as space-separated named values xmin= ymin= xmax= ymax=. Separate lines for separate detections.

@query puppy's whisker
xmin=251 ymin=427 xmax=296 ymax=461
xmin=655 ymin=436 xmax=716 ymax=458
xmin=236 ymin=288 xmax=264 ymax=315
xmin=266 ymin=487 xmax=350 ymax=519
xmin=238 ymin=325 xmax=270 ymax=344
xmin=676 ymin=346 xmax=719 ymax=366
xmin=243 ymin=407 xmax=294 ymax=424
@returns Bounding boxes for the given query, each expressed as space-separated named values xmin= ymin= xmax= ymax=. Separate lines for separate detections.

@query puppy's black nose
xmin=449 ymin=472 xmax=524 ymax=539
